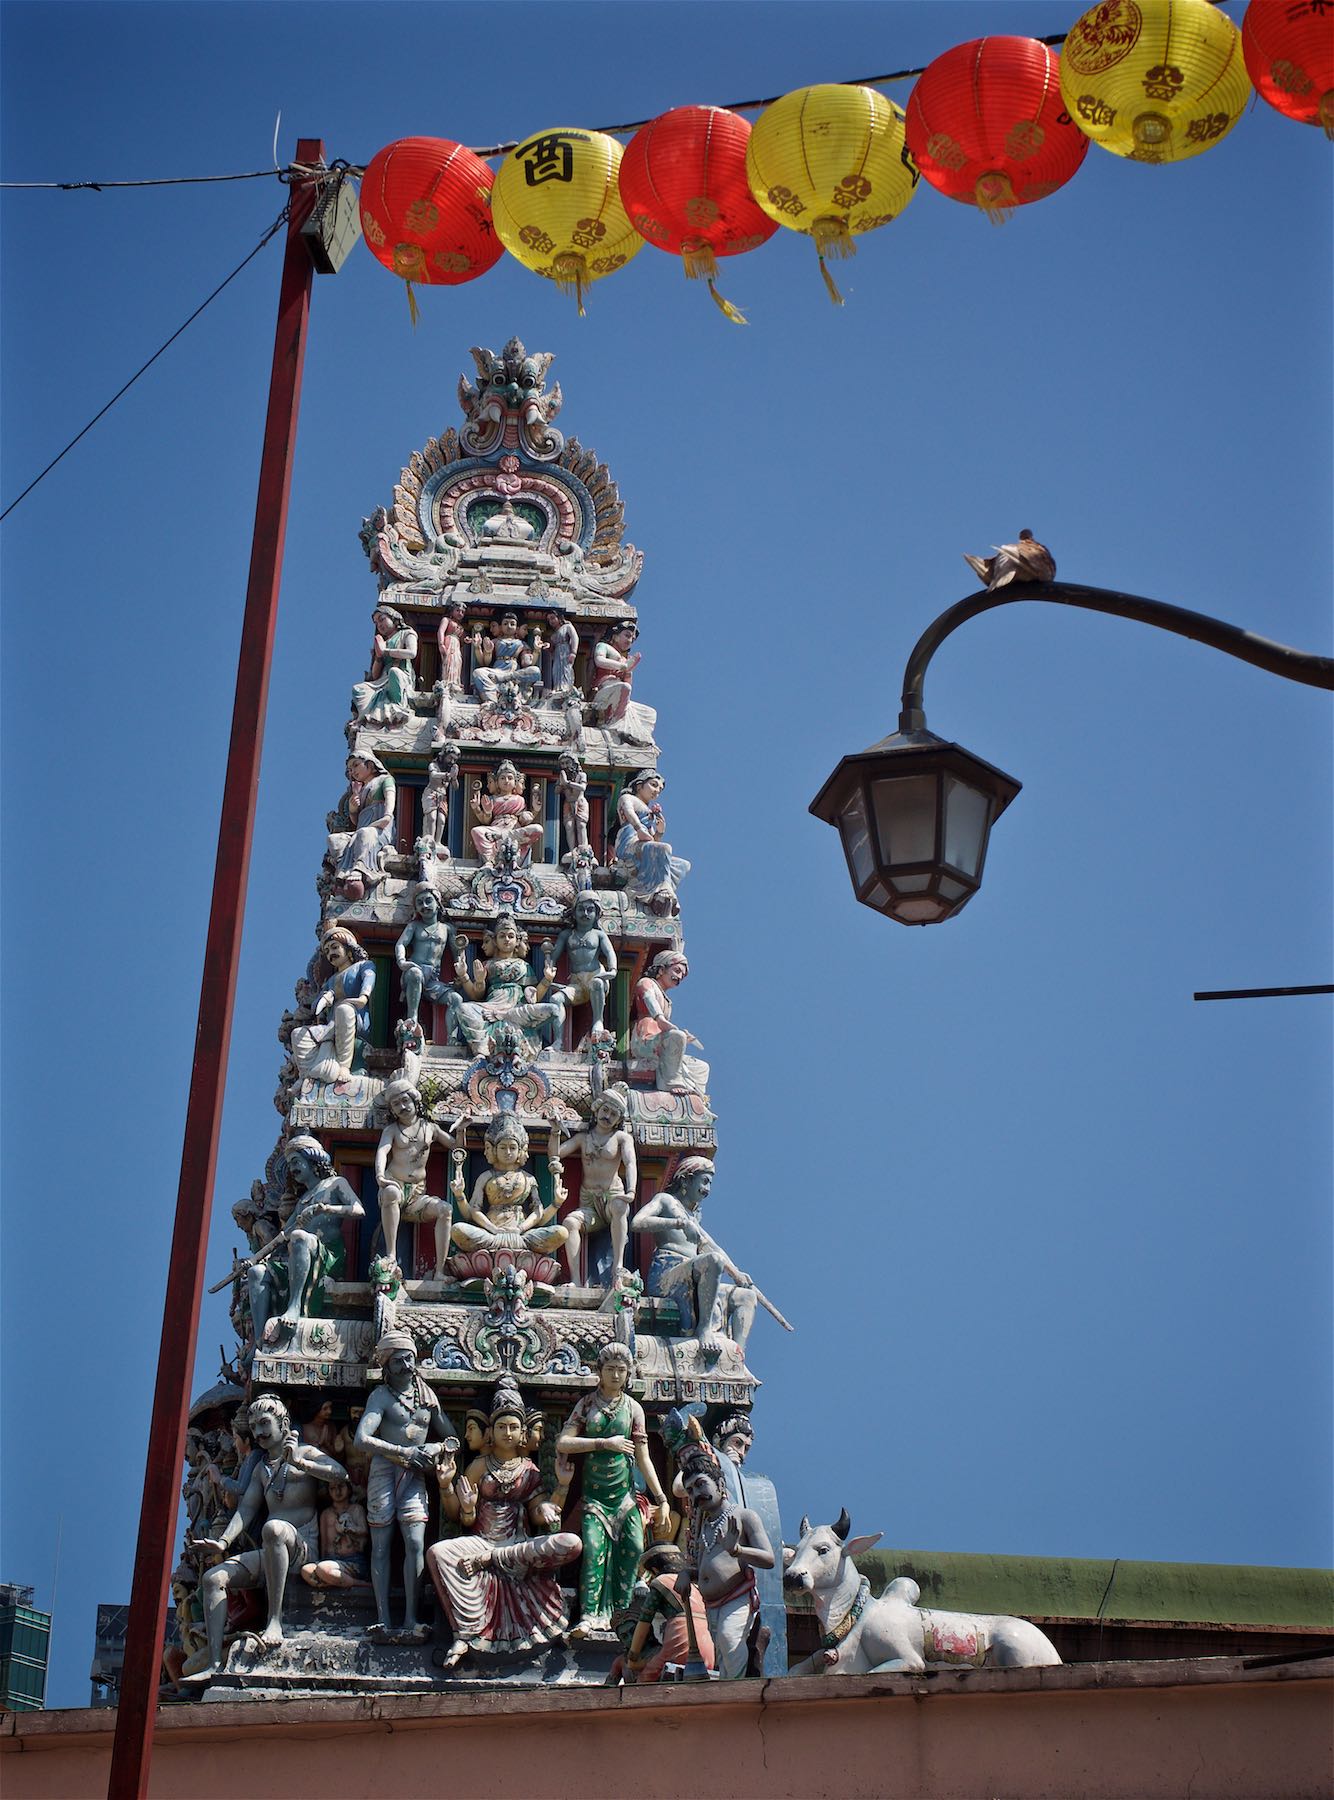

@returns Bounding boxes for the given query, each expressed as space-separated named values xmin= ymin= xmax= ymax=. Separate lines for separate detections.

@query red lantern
xmin=619 ymin=105 xmax=777 ymax=322
xmin=359 ymin=137 xmax=502 ymax=319
xmin=1243 ymin=1 xmax=1334 ymax=137
xmin=905 ymin=37 xmax=1089 ymax=222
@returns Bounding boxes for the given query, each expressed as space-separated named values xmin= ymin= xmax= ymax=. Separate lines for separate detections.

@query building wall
xmin=3 ymin=1659 xmax=1330 ymax=1800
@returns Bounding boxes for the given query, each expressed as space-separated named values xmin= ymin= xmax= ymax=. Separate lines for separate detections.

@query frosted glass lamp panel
xmin=942 ymin=777 xmax=992 ymax=878
xmin=872 ymin=775 xmax=938 ymax=867
xmin=837 ymin=785 xmax=876 ymax=889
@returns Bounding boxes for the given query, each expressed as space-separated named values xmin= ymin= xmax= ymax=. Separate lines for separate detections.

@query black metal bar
xmin=1193 ymin=985 xmax=1334 ymax=1002
xmin=898 ymin=581 xmax=1334 ymax=732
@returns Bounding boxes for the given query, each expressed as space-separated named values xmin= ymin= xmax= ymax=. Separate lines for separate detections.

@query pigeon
xmin=963 ymin=529 xmax=1056 ymax=590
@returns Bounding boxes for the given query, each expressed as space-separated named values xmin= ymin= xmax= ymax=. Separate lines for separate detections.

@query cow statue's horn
xmin=798 ymin=1514 xmax=811 ymax=1537
xmin=833 ymin=1508 xmax=851 ymax=1541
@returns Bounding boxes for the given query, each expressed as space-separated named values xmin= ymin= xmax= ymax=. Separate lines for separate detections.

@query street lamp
xmin=810 ymin=579 xmax=1334 ymax=925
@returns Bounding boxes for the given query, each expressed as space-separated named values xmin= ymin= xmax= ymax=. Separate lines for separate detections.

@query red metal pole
xmin=107 ymin=137 xmax=324 ymax=1800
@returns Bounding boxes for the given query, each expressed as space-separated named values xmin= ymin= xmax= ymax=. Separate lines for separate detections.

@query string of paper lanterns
xmin=357 ymin=1 xmax=1324 ymax=319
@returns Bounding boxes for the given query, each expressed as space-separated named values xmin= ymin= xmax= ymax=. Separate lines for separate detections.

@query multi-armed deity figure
xmin=355 ymin=1330 xmax=459 ymax=1644
xmin=427 ymin=1376 xmax=582 ymax=1668
xmin=470 ymin=761 xmax=545 ymax=866
xmin=449 ymin=1112 xmax=569 ymax=1266
xmin=470 ymin=612 xmax=544 ymax=705
xmin=290 ymin=925 xmax=376 ymax=1088
xmin=552 ymin=1085 xmax=637 ymax=1287
xmin=450 ymin=911 xmax=562 ymax=1059
xmin=189 ymin=1394 xmax=347 ymax=1681
xmin=557 ymin=1342 xmax=672 ymax=1636
xmin=373 ymin=1078 xmax=461 ymax=1280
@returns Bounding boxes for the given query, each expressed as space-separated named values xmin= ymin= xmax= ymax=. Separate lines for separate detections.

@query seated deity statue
xmin=470 ymin=761 xmax=545 ymax=867
xmin=589 ymin=620 xmax=640 ymax=729
xmin=426 ymin=1377 xmax=582 ymax=1668
xmin=188 ymin=1394 xmax=347 ymax=1681
xmin=628 ymin=949 xmax=709 ymax=1094
xmin=331 ymin=753 xmax=396 ymax=901
xmin=631 ymin=1157 xmax=757 ymax=1360
xmin=351 ymin=604 xmax=418 ymax=727
xmin=290 ymin=926 xmax=376 ymax=1086
xmin=470 ymin=612 xmax=544 ymax=703
xmin=449 ymin=911 xmax=563 ymax=1059
xmin=613 ymin=771 xmax=689 ymax=916
xmin=242 ymin=1135 xmax=364 ymax=1355
xmin=449 ymin=1113 xmax=569 ymax=1263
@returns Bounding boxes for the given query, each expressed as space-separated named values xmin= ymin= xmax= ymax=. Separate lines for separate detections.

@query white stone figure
xmin=784 ymin=1514 xmax=1062 ymax=1676
xmin=551 ymin=1086 xmax=637 ymax=1288
xmin=628 ymin=949 xmax=708 ymax=1094
xmin=189 ymin=1394 xmax=346 ymax=1680
xmin=419 ymin=747 xmax=459 ymax=854
xmin=589 ymin=620 xmax=640 ymax=729
xmin=351 ymin=605 xmax=419 ymax=727
xmin=374 ymin=1079 xmax=462 ymax=1280
xmin=632 ymin=1157 xmax=757 ymax=1359
xmin=290 ymin=926 xmax=375 ymax=1086
xmin=448 ymin=1113 xmax=569 ymax=1261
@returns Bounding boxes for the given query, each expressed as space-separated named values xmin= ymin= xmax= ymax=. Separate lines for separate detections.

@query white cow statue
xmin=784 ymin=1511 xmax=1061 ymax=1677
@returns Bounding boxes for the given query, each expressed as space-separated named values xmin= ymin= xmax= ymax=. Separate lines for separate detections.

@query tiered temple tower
xmin=175 ymin=340 xmax=785 ymax=1695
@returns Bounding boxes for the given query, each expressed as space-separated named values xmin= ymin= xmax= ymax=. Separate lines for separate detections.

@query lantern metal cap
xmin=808 ymin=727 xmax=1021 ymax=827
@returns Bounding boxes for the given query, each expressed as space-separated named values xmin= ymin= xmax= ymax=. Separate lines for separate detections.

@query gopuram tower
xmin=175 ymin=340 xmax=786 ymax=1695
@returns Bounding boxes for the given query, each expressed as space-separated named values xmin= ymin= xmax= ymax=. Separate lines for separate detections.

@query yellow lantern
xmin=492 ymin=127 xmax=643 ymax=312
xmin=1060 ymin=0 xmax=1252 ymax=164
xmin=745 ymin=85 xmax=920 ymax=303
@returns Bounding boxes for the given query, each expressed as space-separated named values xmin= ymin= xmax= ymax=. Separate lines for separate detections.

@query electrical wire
xmin=0 ymin=203 xmax=290 ymax=523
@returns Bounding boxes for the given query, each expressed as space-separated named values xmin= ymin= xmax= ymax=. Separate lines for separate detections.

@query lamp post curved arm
xmin=898 ymin=581 xmax=1334 ymax=734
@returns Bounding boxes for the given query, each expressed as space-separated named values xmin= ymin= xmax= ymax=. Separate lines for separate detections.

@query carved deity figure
xmin=678 ymin=1442 xmax=774 ymax=1679
xmin=589 ymin=621 xmax=641 ymax=729
xmin=300 ymin=1478 xmax=371 ymax=1591
xmin=189 ymin=1394 xmax=347 ymax=1680
xmin=555 ymin=751 xmax=590 ymax=860
xmin=551 ymin=1085 xmax=637 ymax=1288
xmin=351 ymin=605 xmax=418 ymax=727
xmin=545 ymin=610 xmax=580 ymax=696
xmin=244 ymin=1135 xmax=364 ymax=1353
xmin=470 ymin=761 xmax=545 ymax=866
xmin=470 ymin=612 xmax=544 ymax=704
xmin=332 ymin=753 xmax=396 ymax=900
xmin=550 ymin=893 xmax=617 ymax=1043
xmin=395 ymin=885 xmax=459 ymax=1029
xmin=614 ymin=771 xmax=690 ymax=915
xmin=557 ymin=1343 xmax=671 ymax=1636
xmin=419 ymin=747 xmax=459 ymax=854
xmin=374 ymin=1079 xmax=461 ymax=1279
xmin=427 ymin=1377 xmax=583 ymax=1668
xmin=449 ymin=1113 xmax=570 ymax=1262
xmin=290 ymin=925 xmax=375 ymax=1086
xmin=450 ymin=911 xmax=562 ymax=1058
xmin=458 ymin=339 xmax=564 ymax=460
xmin=628 ymin=950 xmax=707 ymax=1094
xmin=355 ymin=1330 xmax=460 ymax=1643
xmin=632 ymin=1158 xmax=756 ymax=1360
xmin=436 ymin=599 xmax=467 ymax=692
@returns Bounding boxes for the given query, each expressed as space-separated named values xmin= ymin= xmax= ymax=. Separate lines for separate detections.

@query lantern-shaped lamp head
xmin=809 ymin=729 xmax=1021 ymax=924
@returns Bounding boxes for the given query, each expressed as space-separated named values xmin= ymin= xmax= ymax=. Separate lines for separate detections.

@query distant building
xmin=0 ymin=1584 xmax=50 ymax=1712
xmin=89 ymin=1604 xmax=178 ymax=1707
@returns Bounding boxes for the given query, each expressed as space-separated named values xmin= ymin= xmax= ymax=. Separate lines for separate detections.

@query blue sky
xmin=2 ymin=1 xmax=1330 ymax=1709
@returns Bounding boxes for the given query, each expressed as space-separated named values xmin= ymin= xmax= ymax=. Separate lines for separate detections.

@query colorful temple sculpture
xmin=175 ymin=339 xmax=792 ymax=1694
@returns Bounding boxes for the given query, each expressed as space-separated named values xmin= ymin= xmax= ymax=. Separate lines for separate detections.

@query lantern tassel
xmin=707 ymin=278 xmax=749 ymax=325
xmin=404 ymin=280 xmax=421 ymax=328
xmin=682 ymin=243 xmax=719 ymax=281
xmin=975 ymin=173 xmax=1017 ymax=227
xmin=552 ymin=253 xmax=589 ymax=317
xmin=818 ymin=254 xmax=846 ymax=307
